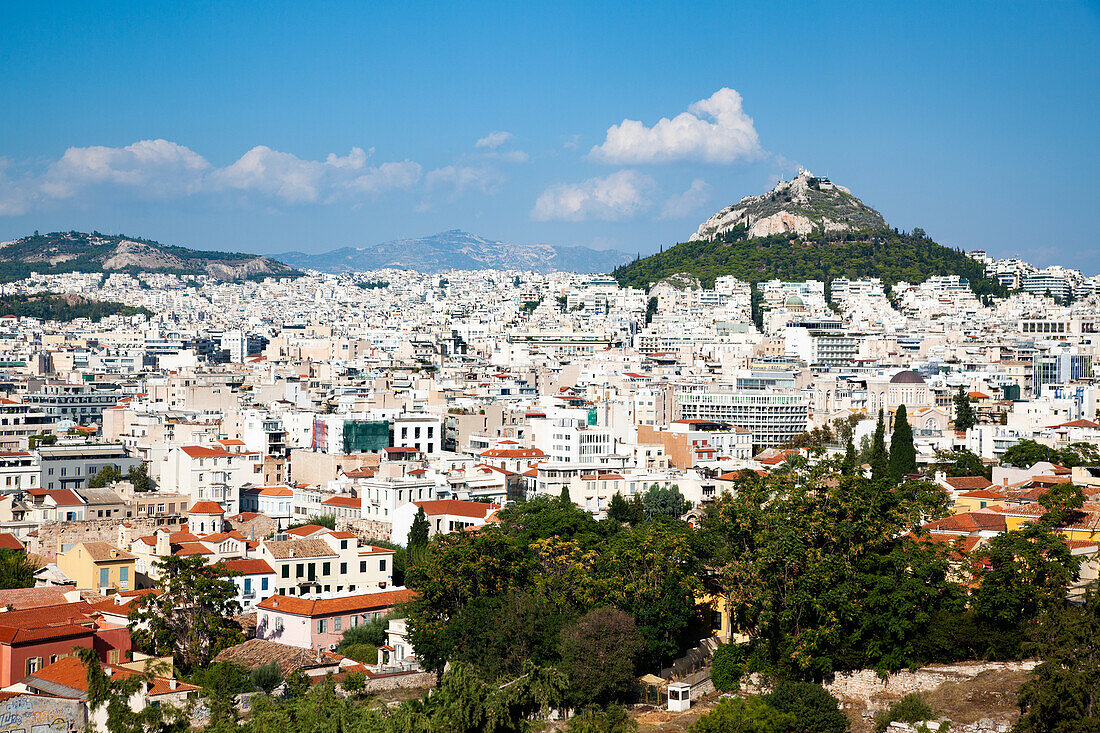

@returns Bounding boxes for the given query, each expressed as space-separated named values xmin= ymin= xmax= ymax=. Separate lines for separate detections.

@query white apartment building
xmin=160 ymin=443 xmax=263 ymax=515
xmin=393 ymin=414 xmax=443 ymax=456
xmin=259 ymin=531 xmax=394 ymax=596
xmin=675 ymin=390 xmax=808 ymax=448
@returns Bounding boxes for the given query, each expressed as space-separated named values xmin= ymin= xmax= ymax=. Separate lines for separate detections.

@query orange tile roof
xmin=257 ymin=589 xmax=415 ymax=617
xmin=220 ymin=558 xmax=275 ymax=575
xmin=188 ymin=501 xmax=225 ymax=514
xmin=413 ymin=499 xmax=498 ymax=519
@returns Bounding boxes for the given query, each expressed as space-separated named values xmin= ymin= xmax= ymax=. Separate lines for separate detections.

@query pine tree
xmin=870 ymin=408 xmax=889 ymax=482
xmin=560 ymin=485 xmax=572 ymax=506
xmin=889 ymin=404 xmax=916 ymax=481
xmin=407 ymin=506 xmax=430 ymax=549
xmin=953 ymin=386 xmax=976 ymax=432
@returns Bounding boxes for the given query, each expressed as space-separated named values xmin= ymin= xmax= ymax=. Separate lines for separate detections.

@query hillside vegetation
xmin=0 ymin=231 xmax=300 ymax=282
xmin=613 ymin=226 xmax=1005 ymax=297
xmin=0 ymin=293 xmax=152 ymax=322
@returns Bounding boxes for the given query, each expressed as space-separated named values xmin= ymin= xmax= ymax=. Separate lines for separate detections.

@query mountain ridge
xmin=277 ymin=229 xmax=632 ymax=274
xmin=0 ymin=231 xmax=299 ymax=282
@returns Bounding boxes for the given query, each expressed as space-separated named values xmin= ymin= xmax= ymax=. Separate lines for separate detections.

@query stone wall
xmin=740 ymin=661 xmax=1037 ymax=707
xmin=364 ymin=671 xmax=435 ymax=693
xmin=28 ymin=516 xmax=185 ymax=560
xmin=337 ymin=518 xmax=393 ymax=543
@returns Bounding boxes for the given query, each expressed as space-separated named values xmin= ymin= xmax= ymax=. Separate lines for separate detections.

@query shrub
xmin=710 ymin=643 xmax=743 ymax=692
xmin=249 ymin=661 xmax=283 ymax=694
xmin=873 ymin=694 xmax=935 ymax=733
xmin=763 ymin=681 xmax=848 ymax=733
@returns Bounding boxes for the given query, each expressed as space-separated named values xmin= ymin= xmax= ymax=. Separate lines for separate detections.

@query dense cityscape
xmin=2 ymin=2 xmax=1096 ymax=732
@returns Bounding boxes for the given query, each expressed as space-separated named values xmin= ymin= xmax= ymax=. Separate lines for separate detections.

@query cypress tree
xmin=954 ymin=386 xmax=976 ymax=432
xmin=407 ymin=506 xmax=429 ymax=549
xmin=607 ymin=492 xmax=632 ymax=523
xmin=870 ymin=408 xmax=889 ymax=482
xmin=843 ymin=435 xmax=857 ymax=475
xmin=889 ymin=404 xmax=917 ymax=481
xmin=560 ymin=485 xmax=572 ymax=506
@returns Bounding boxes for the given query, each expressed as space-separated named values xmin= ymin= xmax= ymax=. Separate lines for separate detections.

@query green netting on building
xmin=343 ymin=420 xmax=389 ymax=453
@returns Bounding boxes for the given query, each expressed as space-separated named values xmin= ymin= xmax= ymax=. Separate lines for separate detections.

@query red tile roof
xmin=413 ymin=499 xmax=498 ymax=519
xmin=220 ymin=558 xmax=275 ymax=575
xmin=322 ymin=496 xmax=360 ymax=508
xmin=944 ymin=476 xmax=994 ymax=491
xmin=188 ymin=501 xmax=225 ymax=514
xmin=257 ymin=589 xmax=415 ymax=617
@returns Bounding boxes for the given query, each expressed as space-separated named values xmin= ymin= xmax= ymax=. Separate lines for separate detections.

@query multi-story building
xmin=675 ymin=389 xmax=808 ymax=449
xmin=258 ymin=530 xmax=394 ymax=597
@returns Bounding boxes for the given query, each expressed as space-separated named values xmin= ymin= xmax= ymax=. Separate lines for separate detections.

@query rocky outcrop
xmin=690 ymin=168 xmax=888 ymax=242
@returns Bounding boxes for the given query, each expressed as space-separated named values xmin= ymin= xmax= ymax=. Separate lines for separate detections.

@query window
xmin=339 ymin=562 xmax=347 ymax=574
xmin=120 ymin=567 xmax=129 ymax=588
xmin=334 ymin=617 xmax=342 ymax=631
xmin=108 ymin=649 xmax=121 ymax=664
xmin=275 ymin=617 xmax=283 ymax=631
xmin=317 ymin=619 xmax=326 ymax=633
xmin=340 ymin=540 xmax=348 ymax=550
xmin=262 ymin=577 xmax=269 ymax=591
xmin=282 ymin=565 xmax=290 ymax=579
xmin=100 ymin=568 xmax=109 ymax=587
xmin=296 ymin=564 xmax=304 ymax=578
xmin=379 ymin=559 xmax=387 ymax=572
xmin=359 ymin=561 xmax=366 ymax=573
xmin=322 ymin=562 xmax=330 ymax=576
xmin=351 ymin=614 xmax=359 ymax=627
xmin=26 ymin=657 xmax=42 ymax=675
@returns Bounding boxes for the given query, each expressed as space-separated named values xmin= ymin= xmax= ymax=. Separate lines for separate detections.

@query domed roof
xmin=890 ymin=370 xmax=926 ymax=385
xmin=785 ymin=295 xmax=804 ymax=307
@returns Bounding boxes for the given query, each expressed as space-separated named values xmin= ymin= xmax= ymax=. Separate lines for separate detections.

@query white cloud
xmin=41 ymin=139 xmax=211 ymax=199
xmin=0 ymin=140 xmax=423 ymax=214
xmin=589 ymin=88 xmax=763 ymax=164
xmin=476 ymin=131 xmax=513 ymax=150
xmin=660 ymin=179 xmax=711 ymax=219
xmin=483 ymin=149 xmax=529 ymax=163
xmin=424 ymin=165 xmax=505 ymax=197
xmin=531 ymin=170 xmax=655 ymax=222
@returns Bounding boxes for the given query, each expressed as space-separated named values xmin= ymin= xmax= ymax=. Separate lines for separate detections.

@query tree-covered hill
xmin=613 ymin=226 xmax=1005 ymax=297
xmin=0 ymin=293 xmax=152 ymax=322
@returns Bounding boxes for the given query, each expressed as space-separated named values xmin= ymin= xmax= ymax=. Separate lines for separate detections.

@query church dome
xmin=890 ymin=370 xmax=926 ymax=385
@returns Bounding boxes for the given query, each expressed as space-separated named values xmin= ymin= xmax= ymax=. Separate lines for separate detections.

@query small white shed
xmin=668 ymin=682 xmax=691 ymax=712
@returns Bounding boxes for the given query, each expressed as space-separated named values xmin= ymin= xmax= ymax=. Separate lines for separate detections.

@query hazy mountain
xmin=0 ymin=231 xmax=300 ymax=282
xmin=278 ymin=230 xmax=632 ymax=274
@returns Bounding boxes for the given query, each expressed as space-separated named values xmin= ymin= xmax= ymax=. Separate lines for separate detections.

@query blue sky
xmin=1 ymin=1 xmax=1097 ymax=269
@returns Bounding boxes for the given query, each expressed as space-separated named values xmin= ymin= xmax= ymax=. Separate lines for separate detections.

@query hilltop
xmin=278 ymin=229 xmax=632 ymax=274
xmin=0 ymin=231 xmax=300 ymax=282
xmin=690 ymin=169 xmax=887 ymax=241
xmin=614 ymin=171 xmax=1003 ymax=296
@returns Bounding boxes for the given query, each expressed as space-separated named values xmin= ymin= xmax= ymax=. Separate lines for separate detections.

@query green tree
xmin=763 ymin=681 xmax=848 ymax=733
xmin=249 ymin=660 xmax=283 ymax=694
xmin=645 ymin=296 xmax=658 ymax=325
xmin=129 ymin=555 xmax=243 ymax=671
xmin=0 ymin=548 xmax=35 ymax=589
xmin=88 ymin=464 xmax=123 ymax=488
xmin=568 ymin=705 xmax=637 ymax=733
xmin=710 ymin=642 xmax=744 ymax=692
xmin=689 ymin=697 xmax=795 ymax=733
xmin=127 ymin=462 xmax=154 ymax=492
xmin=971 ymin=513 xmax=1080 ymax=633
xmin=842 ymin=436 xmax=857 ymax=476
xmin=953 ymin=386 xmax=976 ymax=432
xmin=559 ymin=608 xmax=642 ymax=707
xmin=872 ymin=694 xmax=934 ymax=733
xmin=560 ymin=485 xmax=573 ymax=506
xmin=75 ymin=647 xmax=186 ymax=733
xmin=607 ymin=492 xmax=633 ymax=523
xmin=408 ymin=506 xmax=430 ymax=549
xmin=640 ymin=484 xmax=689 ymax=520
xmin=1015 ymin=588 xmax=1100 ymax=732
xmin=870 ymin=409 xmax=889 ymax=482
xmin=700 ymin=470 xmax=955 ymax=679
xmin=933 ymin=449 xmax=990 ymax=479
xmin=287 ymin=514 xmax=335 ymax=530
xmin=342 ymin=670 xmax=366 ymax=696
xmin=888 ymin=404 xmax=916 ymax=481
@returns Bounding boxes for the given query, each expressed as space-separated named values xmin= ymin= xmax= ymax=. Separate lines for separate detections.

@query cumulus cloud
xmin=531 ymin=170 xmax=655 ymax=222
xmin=589 ymin=88 xmax=763 ymax=164
xmin=41 ymin=139 xmax=211 ymax=199
xmin=660 ymin=178 xmax=711 ymax=219
xmin=476 ymin=131 xmax=514 ymax=150
xmin=0 ymin=140 xmax=423 ymax=214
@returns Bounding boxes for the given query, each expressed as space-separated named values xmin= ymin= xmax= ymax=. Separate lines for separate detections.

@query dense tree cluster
xmin=0 ymin=293 xmax=153 ymax=322
xmin=611 ymin=228 xmax=1005 ymax=298
xmin=1000 ymin=439 xmax=1100 ymax=468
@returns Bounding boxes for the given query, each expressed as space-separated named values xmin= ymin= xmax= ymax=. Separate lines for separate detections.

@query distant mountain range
xmin=277 ymin=230 xmax=632 ymax=274
xmin=0 ymin=231 xmax=299 ymax=282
